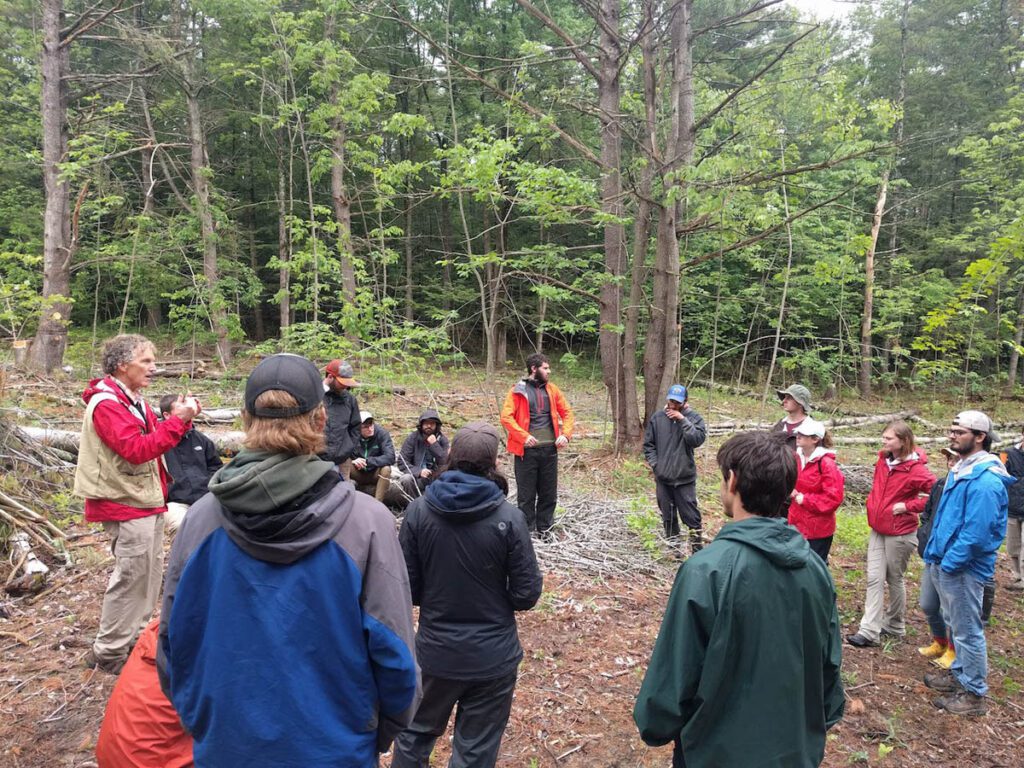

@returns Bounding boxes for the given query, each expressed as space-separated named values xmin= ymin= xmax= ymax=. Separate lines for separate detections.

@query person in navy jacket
xmin=158 ymin=354 xmax=419 ymax=766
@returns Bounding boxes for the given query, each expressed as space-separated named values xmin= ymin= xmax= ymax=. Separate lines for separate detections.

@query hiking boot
xmin=845 ymin=632 xmax=879 ymax=648
xmin=924 ymin=670 xmax=961 ymax=693
xmin=880 ymin=629 xmax=903 ymax=642
xmin=918 ymin=640 xmax=948 ymax=659
xmin=688 ymin=528 xmax=704 ymax=555
xmin=937 ymin=689 xmax=988 ymax=716
xmin=83 ymin=648 xmax=125 ymax=675
xmin=933 ymin=646 xmax=956 ymax=670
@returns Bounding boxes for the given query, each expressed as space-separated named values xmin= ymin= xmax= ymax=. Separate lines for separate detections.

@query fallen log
xmin=17 ymin=425 xmax=245 ymax=456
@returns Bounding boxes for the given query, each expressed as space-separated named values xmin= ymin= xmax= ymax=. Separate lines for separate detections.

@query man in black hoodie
xmin=322 ymin=358 xmax=361 ymax=478
xmin=158 ymin=394 xmax=223 ymax=531
xmin=397 ymin=409 xmax=450 ymax=502
xmin=158 ymin=354 xmax=419 ymax=766
xmin=392 ymin=421 xmax=542 ymax=768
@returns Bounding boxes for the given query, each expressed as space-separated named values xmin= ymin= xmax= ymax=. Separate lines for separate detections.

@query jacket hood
xmin=82 ymin=377 xmax=130 ymax=406
xmin=878 ymin=448 xmax=929 ymax=467
xmin=207 ymin=449 xmax=348 ymax=564
xmin=952 ymin=452 xmax=1014 ymax=486
xmin=424 ymin=470 xmax=505 ymax=523
xmin=418 ymin=408 xmax=443 ymax=429
xmin=799 ymin=446 xmax=836 ymax=468
xmin=715 ymin=516 xmax=811 ymax=569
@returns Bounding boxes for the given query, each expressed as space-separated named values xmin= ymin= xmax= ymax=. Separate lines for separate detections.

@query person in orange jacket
xmin=96 ymin=619 xmax=193 ymax=768
xmin=500 ymin=353 xmax=574 ymax=539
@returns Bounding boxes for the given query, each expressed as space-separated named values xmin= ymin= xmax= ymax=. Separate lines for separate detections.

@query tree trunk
xmin=186 ymin=86 xmax=230 ymax=368
xmin=404 ymin=187 xmax=414 ymax=322
xmin=860 ymin=0 xmax=909 ymax=397
xmin=1007 ymin=281 xmax=1024 ymax=392
xmin=642 ymin=0 xmax=693 ymax=422
xmin=595 ymin=0 xmax=641 ymax=444
xmin=29 ymin=0 xmax=71 ymax=373
xmin=277 ymin=136 xmax=291 ymax=333
xmin=626 ymin=0 xmax=656 ymax=430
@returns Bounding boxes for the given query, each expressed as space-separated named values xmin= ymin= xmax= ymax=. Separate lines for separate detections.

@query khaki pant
xmin=857 ymin=529 xmax=917 ymax=641
xmin=350 ymin=465 xmax=392 ymax=502
xmin=1007 ymin=517 xmax=1023 ymax=582
xmin=92 ymin=514 xmax=165 ymax=665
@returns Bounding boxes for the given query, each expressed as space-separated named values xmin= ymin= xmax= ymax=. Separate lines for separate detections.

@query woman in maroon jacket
xmin=847 ymin=421 xmax=936 ymax=648
xmin=787 ymin=419 xmax=845 ymax=563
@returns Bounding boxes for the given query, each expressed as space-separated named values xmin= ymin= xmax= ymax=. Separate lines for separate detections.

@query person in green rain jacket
xmin=634 ymin=431 xmax=845 ymax=768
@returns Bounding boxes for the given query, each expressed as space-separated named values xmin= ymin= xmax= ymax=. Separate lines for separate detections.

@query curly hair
xmin=101 ymin=334 xmax=155 ymax=375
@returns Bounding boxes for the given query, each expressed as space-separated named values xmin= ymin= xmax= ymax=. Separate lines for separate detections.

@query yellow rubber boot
xmin=933 ymin=646 xmax=956 ymax=669
xmin=917 ymin=640 xmax=946 ymax=659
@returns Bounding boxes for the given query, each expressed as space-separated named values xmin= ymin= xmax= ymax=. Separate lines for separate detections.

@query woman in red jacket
xmin=847 ymin=420 xmax=936 ymax=648
xmin=787 ymin=419 xmax=845 ymax=563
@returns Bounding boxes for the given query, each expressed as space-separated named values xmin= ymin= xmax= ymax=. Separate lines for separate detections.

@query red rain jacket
xmin=865 ymin=450 xmax=936 ymax=536
xmin=788 ymin=450 xmax=845 ymax=540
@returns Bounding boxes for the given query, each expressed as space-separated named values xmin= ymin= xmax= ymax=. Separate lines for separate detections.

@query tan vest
xmin=73 ymin=393 xmax=164 ymax=508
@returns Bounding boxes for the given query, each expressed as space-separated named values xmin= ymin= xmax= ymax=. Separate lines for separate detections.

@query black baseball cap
xmin=244 ymin=353 xmax=324 ymax=419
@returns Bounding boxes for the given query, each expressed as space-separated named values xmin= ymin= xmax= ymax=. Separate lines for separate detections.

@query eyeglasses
xmin=948 ymin=428 xmax=971 ymax=436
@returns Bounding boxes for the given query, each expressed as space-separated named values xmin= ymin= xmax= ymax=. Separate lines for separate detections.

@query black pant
xmin=655 ymin=481 xmax=700 ymax=538
xmin=514 ymin=444 xmax=558 ymax=532
xmin=391 ymin=671 xmax=518 ymax=768
xmin=808 ymin=536 xmax=833 ymax=563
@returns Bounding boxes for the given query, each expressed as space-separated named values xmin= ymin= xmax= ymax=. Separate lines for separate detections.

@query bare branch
xmin=515 ymin=0 xmax=600 ymax=80
xmin=694 ymin=24 xmax=817 ymax=133
xmin=691 ymin=0 xmax=784 ymax=39
xmin=389 ymin=5 xmax=602 ymax=167
xmin=682 ymin=184 xmax=857 ymax=270
xmin=60 ymin=1 xmax=130 ymax=49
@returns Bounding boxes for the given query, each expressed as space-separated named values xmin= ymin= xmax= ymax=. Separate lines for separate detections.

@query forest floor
xmin=1 ymin=355 xmax=1023 ymax=767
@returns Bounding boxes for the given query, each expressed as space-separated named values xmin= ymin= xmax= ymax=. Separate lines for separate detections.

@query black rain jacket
xmin=399 ymin=469 xmax=542 ymax=680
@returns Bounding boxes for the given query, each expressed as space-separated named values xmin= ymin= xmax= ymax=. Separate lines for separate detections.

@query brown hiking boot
xmin=937 ymin=689 xmax=988 ymax=716
xmin=923 ymin=670 xmax=961 ymax=693
xmin=83 ymin=648 xmax=125 ymax=675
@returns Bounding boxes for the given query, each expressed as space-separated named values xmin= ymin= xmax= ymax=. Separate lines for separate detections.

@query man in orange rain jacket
xmin=500 ymin=353 xmax=574 ymax=540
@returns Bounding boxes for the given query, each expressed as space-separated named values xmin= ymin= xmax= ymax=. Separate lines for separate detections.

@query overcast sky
xmin=786 ymin=0 xmax=858 ymax=20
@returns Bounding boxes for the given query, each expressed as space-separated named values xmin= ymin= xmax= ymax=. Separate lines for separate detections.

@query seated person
xmin=159 ymin=394 xmax=223 ymax=531
xmin=397 ymin=409 xmax=450 ymax=505
xmin=350 ymin=410 xmax=396 ymax=502
xmin=96 ymin=618 xmax=193 ymax=768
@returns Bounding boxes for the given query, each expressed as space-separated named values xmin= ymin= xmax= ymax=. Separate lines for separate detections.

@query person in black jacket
xmin=1002 ymin=431 xmax=1024 ymax=591
xmin=642 ymin=384 xmax=707 ymax=553
xmin=397 ymin=409 xmax=450 ymax=503
xmin=392 ymin=421 xmax=542 ymax=768
xmin=159 ymin=394 xmax=223 ymax=531
xmin=917 ymin=447 xmax=956 ymax=667
xmin=350 ymin=410 xmax=396 ymax=502
xmin=322 ymin=359 xmax=361 ymax=478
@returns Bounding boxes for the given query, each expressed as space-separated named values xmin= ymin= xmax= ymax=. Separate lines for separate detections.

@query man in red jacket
xmin=74 ymin=334 xmax=198 ymax=674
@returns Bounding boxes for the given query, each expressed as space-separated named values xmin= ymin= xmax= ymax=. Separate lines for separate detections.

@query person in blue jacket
xmin=922 ymin=410 xmax=1012 ymax=717
xmin=157 ymin=354 xmax=419 ymax=767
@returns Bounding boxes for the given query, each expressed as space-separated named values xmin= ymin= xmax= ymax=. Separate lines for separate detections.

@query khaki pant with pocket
xmin=92 ymin=513 xmax=165 ymax=665
xmin=857 ymin=529 xmax=917 ymax=641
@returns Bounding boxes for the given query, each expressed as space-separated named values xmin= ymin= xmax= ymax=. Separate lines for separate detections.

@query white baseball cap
xmin=794 ymin=418 xmax=826 ymax=440
xmin=359 ymin=410 xmax=374 ymax=423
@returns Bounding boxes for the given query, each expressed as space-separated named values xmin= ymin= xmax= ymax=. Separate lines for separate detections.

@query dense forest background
xmin=1 ymin=0 xmax=1022 ymax=439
